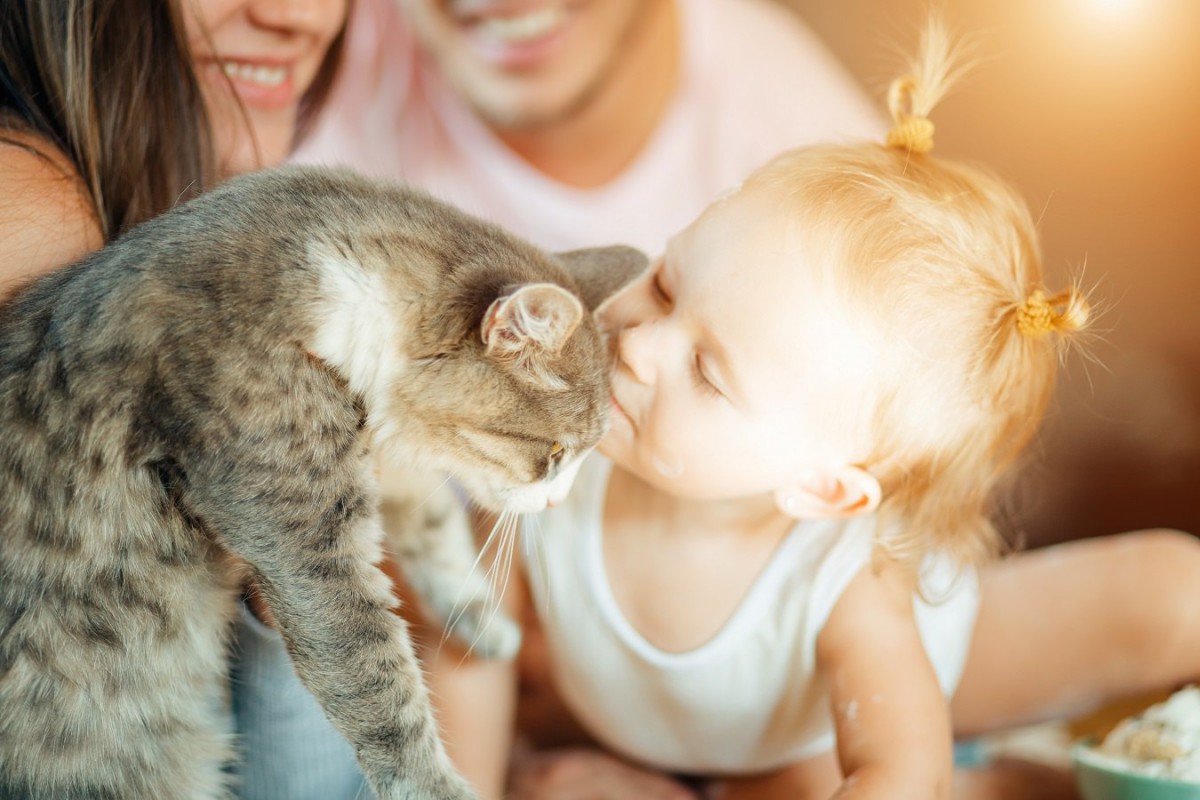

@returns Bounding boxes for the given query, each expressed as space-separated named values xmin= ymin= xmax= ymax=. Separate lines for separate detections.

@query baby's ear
xmin=554 ymin=245 xmax=649 ymax=313
xmin=774 ymin=465 xmax=881 ymax=520
xmin=482 ymin=284 xmax=583 ymax=358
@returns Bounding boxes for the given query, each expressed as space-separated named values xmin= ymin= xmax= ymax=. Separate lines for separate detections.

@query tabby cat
xmin=0 ymin=165 xmax=646 ymax=800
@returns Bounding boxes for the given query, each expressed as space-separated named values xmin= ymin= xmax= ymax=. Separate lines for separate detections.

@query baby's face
xmin=600 ymin=184 xmax=881 ymax=501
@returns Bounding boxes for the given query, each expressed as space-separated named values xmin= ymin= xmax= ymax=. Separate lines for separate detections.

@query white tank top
xmin=522 ymin=456 xmax=979 ymax=774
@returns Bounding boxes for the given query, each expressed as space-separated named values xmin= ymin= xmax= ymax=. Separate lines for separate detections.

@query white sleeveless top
xmin=521 ymin=456 xmax=979 ymax=774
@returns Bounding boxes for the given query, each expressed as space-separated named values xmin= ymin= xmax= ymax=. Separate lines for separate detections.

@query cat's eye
xmin=550 ymin=442 xmax=563 ymax=457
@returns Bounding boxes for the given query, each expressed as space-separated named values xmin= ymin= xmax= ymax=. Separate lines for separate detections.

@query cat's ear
xmin=482 ymin=284 xmax=584 ymax=357
xmin=555 ymin=245 xmax=650 ymax=313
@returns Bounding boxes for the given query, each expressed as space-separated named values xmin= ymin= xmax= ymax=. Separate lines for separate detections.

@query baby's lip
xmin=609 ymin=393 xmax=637 ymax=432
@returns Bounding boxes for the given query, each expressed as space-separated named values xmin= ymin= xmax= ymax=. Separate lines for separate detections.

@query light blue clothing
xmin=229 ymin=602 xmax=373 ymax=800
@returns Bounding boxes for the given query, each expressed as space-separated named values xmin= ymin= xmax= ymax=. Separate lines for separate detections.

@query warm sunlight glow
xmin=1085 ymin=0 xmax=1143 ymax=16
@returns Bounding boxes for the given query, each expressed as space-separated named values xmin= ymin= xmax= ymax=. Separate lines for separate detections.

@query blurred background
xmin=786 ymin=0 xmax=1200 ymax=547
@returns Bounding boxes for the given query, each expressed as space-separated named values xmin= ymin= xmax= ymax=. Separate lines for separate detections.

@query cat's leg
xmin=377 ymin=462 xmax=521 ymax=661
xmin=0 ymin=515 xmax=240 ymax=800
xmin=192 ymin=459 xmax=475 ymax=800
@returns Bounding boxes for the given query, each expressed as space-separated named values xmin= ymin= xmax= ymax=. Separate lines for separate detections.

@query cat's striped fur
xmin=0 ymin=165 xmax=645 ymax=799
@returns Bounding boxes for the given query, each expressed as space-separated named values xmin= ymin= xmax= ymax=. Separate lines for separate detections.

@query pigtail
xmin=885 ymin=17 xmax=971 ymax=155
xmin=1014 ymin=287 xmax=1091 ymax=338
xmin=754 ymin=17 xmax=1094 ymax=575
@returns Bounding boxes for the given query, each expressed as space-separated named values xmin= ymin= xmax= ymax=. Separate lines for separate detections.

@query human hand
xmin=508 ymin=747 xmax=702 ymax=800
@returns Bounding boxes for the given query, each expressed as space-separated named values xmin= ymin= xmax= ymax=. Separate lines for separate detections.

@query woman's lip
xmin=201 ymin=58 xmax=300 ymax=111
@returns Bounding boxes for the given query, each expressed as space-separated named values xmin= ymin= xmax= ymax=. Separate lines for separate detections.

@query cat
xmin=0 ymin=164 xmax=646 ymax=800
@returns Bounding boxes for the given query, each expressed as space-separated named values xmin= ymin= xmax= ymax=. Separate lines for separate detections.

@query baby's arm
xmin=816 ymin=561 xmax=953 ymax=799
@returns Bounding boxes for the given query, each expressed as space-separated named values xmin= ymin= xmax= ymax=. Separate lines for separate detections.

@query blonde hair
xmin=752 ymin=19 xmax=1089 ymax=569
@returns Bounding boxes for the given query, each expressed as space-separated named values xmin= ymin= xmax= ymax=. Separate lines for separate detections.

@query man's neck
xmin=496 ymin=1 xmax=680 ymax=189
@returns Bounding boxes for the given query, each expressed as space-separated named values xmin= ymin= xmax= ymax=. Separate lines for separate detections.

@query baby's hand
xmin=509 ymin=747 xmax=701 ymax=800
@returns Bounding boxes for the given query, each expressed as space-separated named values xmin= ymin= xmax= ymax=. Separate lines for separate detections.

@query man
xmin=294 ymin=0 xmax=882 ymax=252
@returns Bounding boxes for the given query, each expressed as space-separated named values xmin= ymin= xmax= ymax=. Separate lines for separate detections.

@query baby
xmin=426 ymin=19 xmax=1200 ymax=800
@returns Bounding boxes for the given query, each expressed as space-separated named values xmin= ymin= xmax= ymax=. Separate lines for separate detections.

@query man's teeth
xmin=477 ymin=7 xmax=567 ymax=43
xmin=222 ymin=61 xmax=287 ymax=88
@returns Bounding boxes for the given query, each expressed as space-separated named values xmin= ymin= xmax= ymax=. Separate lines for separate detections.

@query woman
xmin=1 ymin=1 xmax=351 ymax=796
xmin=0 ymin=0 xmax=346 ymax=293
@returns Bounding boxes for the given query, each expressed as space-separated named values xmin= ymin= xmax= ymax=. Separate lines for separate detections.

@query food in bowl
xmin=1087 ymin=686 xmax=1200 ymax=783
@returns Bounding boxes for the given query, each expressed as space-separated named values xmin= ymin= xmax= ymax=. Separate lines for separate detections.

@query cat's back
xmin=0 ymin=169 xmax=384 ymax=544
xmin=0 ymin=169 xmax=371 ymax=411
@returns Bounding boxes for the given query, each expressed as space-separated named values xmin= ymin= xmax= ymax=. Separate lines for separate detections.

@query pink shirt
xmin=293 ymin=0 xmax=884 ymax=254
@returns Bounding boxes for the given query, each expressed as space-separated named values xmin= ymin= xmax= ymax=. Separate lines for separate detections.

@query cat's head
xmin=376 ymin=244 xmax=648 ymax=514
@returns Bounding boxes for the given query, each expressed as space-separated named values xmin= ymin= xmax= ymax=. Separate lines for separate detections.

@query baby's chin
xmin=597 ymin=428 xmax=705 ymax=496
xmin=596 ymin=432 xmax=624 ymax=465
xmin=598 ymin=441 xmax=685 ymax=495
xmin=596 ymin=434 xmax=653 ymax=482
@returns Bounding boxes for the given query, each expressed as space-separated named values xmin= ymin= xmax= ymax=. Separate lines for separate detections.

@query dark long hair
xmin=0 ymin=0 xmax=345 ymax=242
xmin=1 ymin=0 xmax=213 ymax=240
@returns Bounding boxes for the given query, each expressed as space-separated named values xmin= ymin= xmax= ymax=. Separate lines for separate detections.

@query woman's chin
xmin=217 ymin=127 xmax=294 ymax=177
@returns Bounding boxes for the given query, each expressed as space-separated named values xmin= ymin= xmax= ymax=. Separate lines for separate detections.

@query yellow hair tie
xmin=886 ymin=116 xmax=936 ymax=154
xmin=886 ymin=75 xmax=935 ymax=154
xmin=1016 ymin=290 xmax=1056 ymax=337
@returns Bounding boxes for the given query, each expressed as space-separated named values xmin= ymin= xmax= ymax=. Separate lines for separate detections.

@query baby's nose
xmin=618 ymin=323 xmax=658 ymax=385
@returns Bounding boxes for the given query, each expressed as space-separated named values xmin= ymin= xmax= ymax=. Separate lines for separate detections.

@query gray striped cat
xmin=0 ymin=165 xmax=645 ymax=800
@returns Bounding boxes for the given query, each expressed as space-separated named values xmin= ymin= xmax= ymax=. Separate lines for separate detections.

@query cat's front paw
xmin=379 ymin=770 xmax=478 ymax=800
xmin=435 ymin=775 xmax=479 ymax=800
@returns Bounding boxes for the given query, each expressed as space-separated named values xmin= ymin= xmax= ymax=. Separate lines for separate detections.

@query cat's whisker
xmin=352 ymin=777 xmax=373 ymax=800
xmin=526 ymin=513 xmax=553 ymax=618
xmin=407 ymin=474 xmax=454 ymax=515
xmin=488 ymin=514 xmax=518 ymax=614
xmin=474 ymin=511 xmax=510 ymax=601
xmin=474 ymin=511 xmax=515 ymax=622
xmin=466 ymin=508 xmax=522 ymax=658
xmin=436 ymin=513 xmax=501 ymax=650
xmin=460 ymin=510 xmax=508 ymax=589
xmin=440 ymin=508 xmax=514 ymax=656
xmin=501 ymin=514 xmax=521 ymax=594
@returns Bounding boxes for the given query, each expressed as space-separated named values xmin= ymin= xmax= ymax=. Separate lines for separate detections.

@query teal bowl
xmin=1074 ymin=741 xmax=1200 ymax=800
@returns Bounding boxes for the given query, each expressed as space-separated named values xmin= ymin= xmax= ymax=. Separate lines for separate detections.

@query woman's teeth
xmin=476 ymin=7 xmax=567 ymax=43
xmin=222 ymin=61 xmax=287 ymax=88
